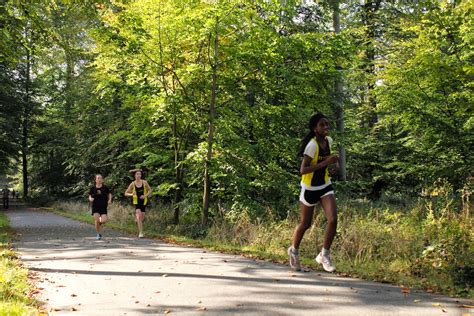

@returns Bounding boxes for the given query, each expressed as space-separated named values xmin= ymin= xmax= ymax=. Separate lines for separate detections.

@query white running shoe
xmin=138 ymin=233 xmax=144 ymax=238
xmin=316 ymin=252 xmax=336 ymax=272
xmin=288 ymin=246 xmax=301 ymax=271
xmin=96 ymin=234 xmax=102 ymax=240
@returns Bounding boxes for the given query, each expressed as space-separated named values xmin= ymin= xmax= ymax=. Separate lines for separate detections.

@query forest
xmin=0 ymin=0 xmax=472 ymax=296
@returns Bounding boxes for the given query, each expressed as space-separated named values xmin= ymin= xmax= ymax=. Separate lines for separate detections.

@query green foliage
xmin=377 ymin=0 xmax=473 ymax=190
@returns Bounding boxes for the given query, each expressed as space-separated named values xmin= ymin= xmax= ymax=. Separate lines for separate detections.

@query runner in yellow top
xmin=288 ymin=113 xmax=339 ymax=273
xmin=124 ymin=169 xmax=152 ymax=238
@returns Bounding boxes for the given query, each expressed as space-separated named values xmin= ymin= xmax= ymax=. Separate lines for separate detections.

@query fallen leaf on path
xmin=291 ymin=274 xmax=297 ymax=277
xmin=71 ymin=294 xmax=77 ymax=297
xmin=236 ymin=304 xmax=243 ymax=307
xmin=196 ymin=307 xmax=207 ymax=311
xmin=135 ymin=301 xmax=139 ymax=304
xmin=273 ymin=279 xmax=280 ymax=282
xmin=57 ymin=285 xmax=66 ymax=287
xmin=137 ymin=270 xmax=143 ymax=272
xmin=441 ymin=309 xmax=447 ymax=313
xmin=71 ymin=307 xmax=77 ymax=311
xmin=223 ymin=260 xmax=228 ymax=262
xmin=197 ymin=300 xmax=202 ymax=304
xmin=432 ymin=303 xmax=443 ymax=307
xmin=162 ymin=274 xmax=168 ymax=277
xmin=401 ymin=287 xmax=410 ymax=296
xmin=460 ymin=305 xmax=474 ymax=308
xmin=155 ymin=291 xmax=161 ymax=294
xmin=413 ymin=300 xmax=421 ymax=303
xmin=147 ymin=304 xmax=151 ymax=307
xmin=164 ymin=309 xmax=171 ymax=314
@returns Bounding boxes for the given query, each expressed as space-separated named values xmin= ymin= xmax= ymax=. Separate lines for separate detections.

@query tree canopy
xmin=0 ymin=0 xmax=471 ymax=221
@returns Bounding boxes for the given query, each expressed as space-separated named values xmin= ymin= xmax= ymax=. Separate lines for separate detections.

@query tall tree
xmin=330 ymin=0 xmax=347 ymax=181
xmin=202 ymin=14 xmax=219 ymax=226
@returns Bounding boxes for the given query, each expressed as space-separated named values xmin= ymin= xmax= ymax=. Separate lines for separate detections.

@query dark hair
xmin=130 ymin=169 xmax=145 ymax=179
xmin=298 ymin=113 xmax=327 ymax=157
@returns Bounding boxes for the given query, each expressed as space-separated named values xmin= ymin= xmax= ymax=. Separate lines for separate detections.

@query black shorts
xmin=299 ymin=184 xmax=334 ymax=207
xmin=134 ymin=204 xmax=146 ymax=212
xmin=92 ymin=208 xmax=107 ymax=216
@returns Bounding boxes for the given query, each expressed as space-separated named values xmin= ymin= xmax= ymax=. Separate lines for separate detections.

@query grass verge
xmin=0 ymin=212 xmax=41 ymax=315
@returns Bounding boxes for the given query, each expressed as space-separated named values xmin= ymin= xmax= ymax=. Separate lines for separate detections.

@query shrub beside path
xmin=6 ymin=208 xmax=473 ymax=316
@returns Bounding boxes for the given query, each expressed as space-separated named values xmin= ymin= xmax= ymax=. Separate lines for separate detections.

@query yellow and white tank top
xmin=301 ymin=136 xmax=333 ymax=190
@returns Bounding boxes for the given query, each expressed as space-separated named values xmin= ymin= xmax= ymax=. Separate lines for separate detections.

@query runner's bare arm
xmin=144 ymin=180 xmax=152 ymax=198
xmin=124 ymin=183 xmax=134 ymax=197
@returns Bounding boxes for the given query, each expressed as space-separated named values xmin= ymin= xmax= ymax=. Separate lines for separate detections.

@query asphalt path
xmin=6 ymin=208 xmax=473 ymax=315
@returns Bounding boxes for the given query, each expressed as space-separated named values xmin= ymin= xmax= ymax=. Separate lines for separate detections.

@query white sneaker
xmin=288 ymin=246 xmax=301 ymax=271
xmin=316 ymin=252 xmax=336 ymax=272
xmin=138 ymin=233 xmax=144 ymax=238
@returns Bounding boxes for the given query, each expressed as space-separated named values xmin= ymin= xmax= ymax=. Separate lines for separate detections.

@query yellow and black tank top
xmin=301 ymin=136 xmax=333 ymax=190
xmin=132 ymin=182 xmax=148 ymax=205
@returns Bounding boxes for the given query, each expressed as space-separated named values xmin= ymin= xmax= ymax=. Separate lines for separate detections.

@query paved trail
xmin=6 ymin=209 xmax=472 ymax=316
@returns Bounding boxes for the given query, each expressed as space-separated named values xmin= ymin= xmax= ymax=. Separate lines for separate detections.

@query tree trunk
xmin=202 ymin=16 xmax=219 ymax=227
xmin=362 ymin=0 xmax=381 ymax=127
xmin=64 ymin=50 xmax=73 ymax=115
xmin=22 ymin=27 xmax=31 ymax=198
xmin=173 ymin=111 xmax=183 ymax=224
xmin=332 ymin=0 xmax=346 ymax=181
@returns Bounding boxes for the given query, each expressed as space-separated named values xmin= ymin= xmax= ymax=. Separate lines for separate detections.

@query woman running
xmin=88 ymin=174 xmax=112 ymax=240
xmin=288 ymin=113 xmax=339 ymax=272
xmin=124 ymin=169 xmax=152 ymax=238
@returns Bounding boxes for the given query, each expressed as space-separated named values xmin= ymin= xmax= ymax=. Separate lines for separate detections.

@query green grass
xmin=47 ymin=196 xmax=473 ymax=299
xmin=0 ymin=213 xmax=41 ymax=315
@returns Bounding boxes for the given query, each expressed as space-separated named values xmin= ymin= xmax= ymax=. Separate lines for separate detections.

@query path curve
xmin=6 ymin=208 xmax=472 ymax=316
